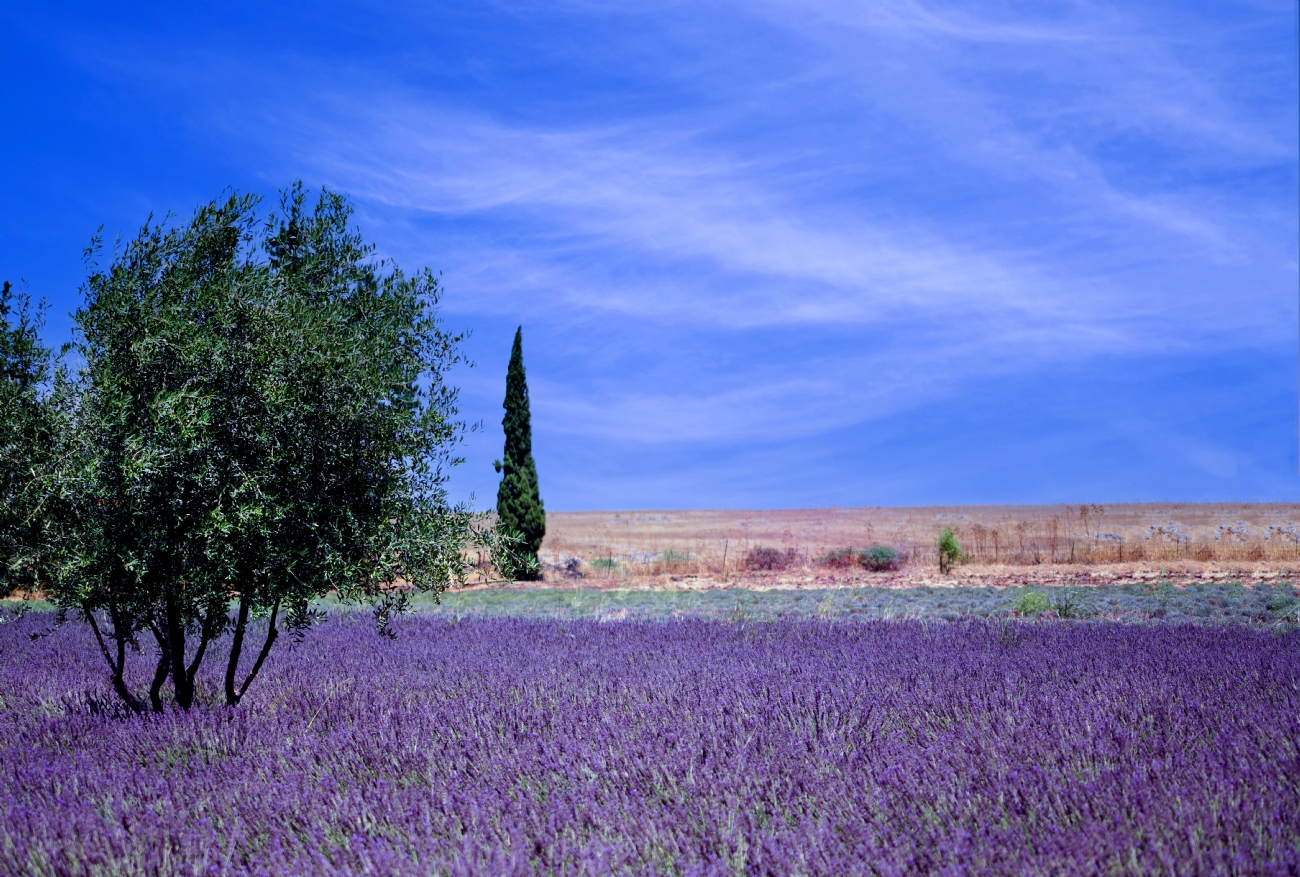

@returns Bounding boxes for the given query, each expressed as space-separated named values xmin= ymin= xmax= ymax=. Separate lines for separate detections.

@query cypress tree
xmin=495 ymin=326 xmax=545 ymax=578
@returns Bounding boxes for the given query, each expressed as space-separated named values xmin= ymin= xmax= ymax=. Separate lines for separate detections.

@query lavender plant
xmin=0 ymin=615 xmax=1295 ymax=875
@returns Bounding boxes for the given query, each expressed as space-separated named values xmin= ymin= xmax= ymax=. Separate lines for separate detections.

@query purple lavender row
xmin=2 ymin=615 xmax=1297 ymax=875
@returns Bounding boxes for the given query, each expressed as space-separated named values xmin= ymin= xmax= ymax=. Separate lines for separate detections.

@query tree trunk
xmin=149 ymin=626 xmax=171 ymax=713
xmin=165 ymin=586 xmax=192 ymax=709
xmin=224 ymin=596 xmax=251 ymax=706
xmin=85 ymin=608 xmax=143 ymax=713
xmin=225 ymin=597 xmax=280 ymax=707
xmin=182 ymin=601 xmax=219 ymax=704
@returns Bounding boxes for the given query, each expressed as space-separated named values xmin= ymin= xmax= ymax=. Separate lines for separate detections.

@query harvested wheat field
xmin=521 ymin=503 xmax=1300 ymax=590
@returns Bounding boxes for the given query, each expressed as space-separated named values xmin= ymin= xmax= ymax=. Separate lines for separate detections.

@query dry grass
xmin=535 ymin=503 xmax=1300 ymax=587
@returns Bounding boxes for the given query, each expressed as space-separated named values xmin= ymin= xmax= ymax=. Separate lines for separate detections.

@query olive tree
xmin=47 ymin=185 xmax=516 ymax=711
xmin=0 ymin=280 xmax=60 ymax=597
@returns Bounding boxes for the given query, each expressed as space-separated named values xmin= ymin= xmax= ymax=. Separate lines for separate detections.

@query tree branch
xmin=224 ymin=595 xmax=251 ymax=707
xmin=185 ymin=599 xmax=221 ymax=691
xmin=85 ymin=607 xmax=143 ymax=713
xmin=83 ymin=608 xmax=118 ymax=675
xmin=234 ymin=597 xmax=280 ymax=705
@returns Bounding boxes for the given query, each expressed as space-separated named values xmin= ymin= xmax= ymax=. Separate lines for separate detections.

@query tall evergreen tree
xmin=495 ymin=327 xmax=545 ymax=578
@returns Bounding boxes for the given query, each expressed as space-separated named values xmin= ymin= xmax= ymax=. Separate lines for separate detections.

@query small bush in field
xmin=1014 ymin=591 xmax=1050 ymax=616
xmin=817 ymin=546 xmax=900 ymax=571
xmin=937 ymin=528 xmax=966 ymax=574
xmin=1052 ymin=587 xmax=1091 ymax=619
xmin=860 ymin=545 xmax=900 ymax=571
xmin=819 ymin=548 xmax=860 ymax=569
xmin=744 ymin=546 xmax=799 ymax=571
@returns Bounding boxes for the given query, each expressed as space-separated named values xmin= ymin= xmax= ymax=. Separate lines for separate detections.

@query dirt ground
xmin=524 ymin=503 xmax=1300 ymax=590
xmin=479 ymin=560 xmax=1298 ymax=592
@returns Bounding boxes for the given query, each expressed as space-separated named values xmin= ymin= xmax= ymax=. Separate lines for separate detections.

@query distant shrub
xmin=1014 ymin=591 xmax=1049 ymax=616
xmin=590 ymin=557 xmax=619 ymax=572
xmin=860 ymin=545 xmax=900 ymax=572
xmin=744 ymin=546 xmax=799 ymax=571
xmin=643 ymin=549 xmax=695 ymax=576
xmin=819 ymin=548 xmax=860 ymax=569
xmin=937 ymin=528 xmax=966 ymax=574
xmin=1264 ymin=588 xmax=1298 ymax=623
xmin=1051 ymin=587 xmax=1090 ymax=619
xmin=817 ymin=545 xmax=901 ymax=572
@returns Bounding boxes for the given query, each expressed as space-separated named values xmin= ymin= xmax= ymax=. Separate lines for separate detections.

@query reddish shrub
xmin=743 ymin=546 xmax=800 ymax=571
xmin=818 ymin=548 xmax=860 ymax=569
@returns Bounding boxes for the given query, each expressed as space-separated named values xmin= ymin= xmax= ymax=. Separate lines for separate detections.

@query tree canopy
xmin=16 ymin=185 xmax=516 ymax=710
xmin=0 ymin=280 xmax=59 ymax=598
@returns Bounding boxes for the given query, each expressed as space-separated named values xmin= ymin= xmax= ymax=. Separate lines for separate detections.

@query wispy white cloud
xmin=286 ymin=104 xmax=1055 ymax=309
xmin=301 ymin=95 xmax=1287 ymax=354
xmin=241 ymin=38 xmax=1290 ymax=453
xmin=288 ymin=101 xmax=1139 ymax=326
xmin=81 ymin=0 xmax=1298 ymax=477
xmin=5 ymin=0 xmax=1295 ymax=504
xmin=767 ymin=0 xmax=1117 ymax=45
xmin=741 ymin=0 xmax=1294 ymax=240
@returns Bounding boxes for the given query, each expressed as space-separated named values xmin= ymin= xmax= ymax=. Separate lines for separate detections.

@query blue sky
xmin=2 ymin=1 xmax=1297 ymax=510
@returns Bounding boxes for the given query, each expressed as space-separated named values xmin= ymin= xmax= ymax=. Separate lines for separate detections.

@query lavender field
xmin=1 ymin=614 xmax=1297 ymax=876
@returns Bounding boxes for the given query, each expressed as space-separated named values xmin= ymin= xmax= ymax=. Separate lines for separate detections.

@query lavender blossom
xmin=1 ymin=615 xmax=1296 ymax=875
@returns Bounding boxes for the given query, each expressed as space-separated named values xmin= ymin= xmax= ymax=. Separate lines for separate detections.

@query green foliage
xmin=819 ymin=547 xmax=860 ymax=568
xmin=1051 ymin=587 xmax=1091 ymax=619
xmin=589 ymin=557 xmax=619 ymax=572
xmin=495 ymin=327 xmax=545 ymax=579
xmin=38 ymin=185 xmax=514 ymax=711
xmin=0 ymin=280 xmax=61 ymax=598
xmin=937 ymin=527 xmax=966 ymax=574
xmin=1263 ymin=590 xmax=1298 ymax=622
xmin=860 ymin=545 xmax=900 ymax=571
xmin=20 ymin=579 xmax=1300 ymax=629
xmin=338 ymin=580 xmax=1296 ymax=628
xmin=1013 ymin=591 xmax=1050 ymax=616
xmin=819 ymin=545 xmax=901 ymax=571
xmin=490 ymin=527 xmax=539 ymax=581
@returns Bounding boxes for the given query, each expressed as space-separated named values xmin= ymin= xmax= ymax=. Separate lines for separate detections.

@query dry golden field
xmin=531 ymin=503 xmax=1300 ymax=590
